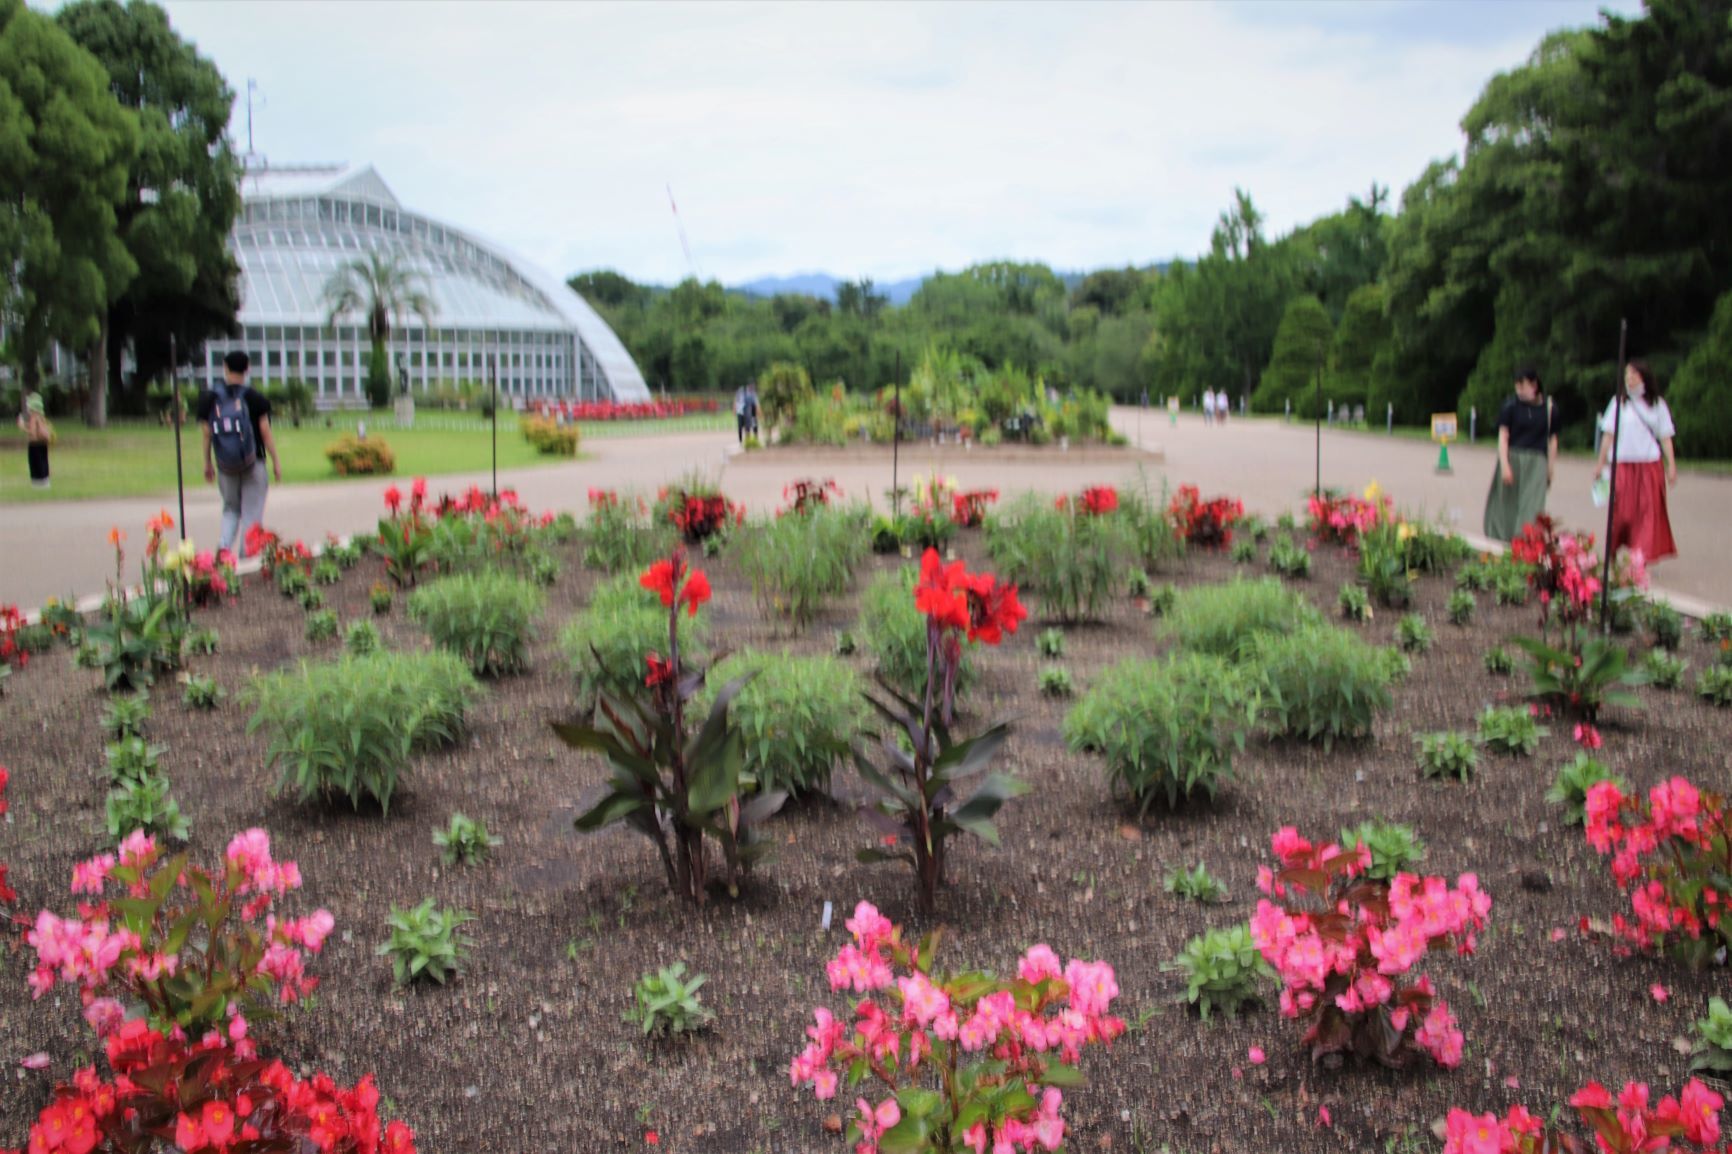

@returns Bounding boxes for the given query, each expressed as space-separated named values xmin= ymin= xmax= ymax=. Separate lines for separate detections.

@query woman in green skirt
xmin=1483 ymin=366 xmax=1556 ymax=541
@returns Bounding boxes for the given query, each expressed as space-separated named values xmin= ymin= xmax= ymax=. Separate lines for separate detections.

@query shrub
xmin=102 ymin=692 xmax=151 ymax=741
xmin=1545 ymin=754 xmax=1625 ymax=826
xmin=370 ymin=581 xmax=393 ymax=615
xmin=104 ymin=736 xmax=164 ymax=785
xmin=324 ymin=434 xmax=396 ymax=475
xmin=1165 ymin=925 xmax=1272 ymax=1020
xmin=1380 ymin=645 xmax=1413 ymax=683
xmin=1514 ymin=635 xmax=1647 ymax=721
xmin=1644 ymin=648 xmax=1687 ymax=689
xmin=1399 ymin=523 xmax=1472 ymax=574
xmin=408 ymin=572 xmax=543 ymax=677
xmin=1693 ymin=997 xmax=1732 ymax=1075
xmin=1164 ymin=862 xmax=1227 ymax=903
xmin=1250 ymin=625 xmax=1394 ymax=747
xmin=1415 ymin=731 xmax=1480 ymax=780
xmin=346 ymin=619 xmax=381 ymax=655
xmin=1065 ymin=653 xmax=1261 ymax=812
xmin=1701 ymin=612 xmax=1732 ymax=643
xmin=1267 ymin=535 xmax=1312 ymax=579
xmin=1149 ymin=583 xmax=1177 ymax=617
xmin=297 ymin=586 xmax=325 ymax=612
xmin=522 ymin=414 xmax=580 ymax=455
xmin=1447 ymin=590 xmax=1475 ymax=626
xmin=185 ymin=626 xmax=219 ymax=655
xmin=1396 ymin=613 xmax=1434 ymax=653
xmin=182 ymin=673 xmax=223 ymax=709
xmin=1036 ymin=628 xmax=1065 ymax=658
xmin=737 ymin=503 xmax=869 ymax=626
xmin=1477 ymin=705 xmax=1547 ymax=756
xmin=304 ymin=608 xmax=339 ymax=642
xmin=984 ymin=492 xmax=1130 ymax=622
xmin=1455 ymin=561 xmax=1494 ymax=591
xmin=1337 ymin=583 xmax=1371 ymax=622
xmin=1119 ymin=477 xmax=1189 ymax=571
xmin=626 ymin=963 xmax=714 ymax=1037
xmin=1697 ymin=665 xmax=1732 ymax=706
xmin=584 ymin=489 xmax=676 ymax=573
xmin=858 ymin=569 xmax=975 ymax=702
xmin=87 ymin=598 xmax=183 ymax=693
xmin=312 ymin=558 xmax=341 ymax=586
xmin=1038 ymin=666 xmax=1074 ymax=697
xmin=378 ymin=898 xmax=474 ymax=985
xmin=697 ymin=651 xmax=868 ymax=797
xmin=561 ymin=573 xmax=708 ymax=708
xmin=1163 ymin=578 xmax=1320 ymax=661
xmin=1337 ymin=819 xmax=1425 ymax=881
xmin=1231 ymin=539 xmax=1257 ymax=565
xmin=105 ymin=774 xmax=190 ymax=840
xmin=434 ymin=812 xmax=501 ymax=866
xmin=248 ymin=650 xmax=480 ymax=813
xmin=1495 ymin=570 xmax=1531 ymax=606
xmin=1644 ymin=600 xmax=1685 ymax=650
xmin=1484 ymin=645 xmax=1516 ymax=675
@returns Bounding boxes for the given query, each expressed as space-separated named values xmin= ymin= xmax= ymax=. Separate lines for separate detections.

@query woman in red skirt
xmin=1595 ymin=360 xmax=1677 ymax=563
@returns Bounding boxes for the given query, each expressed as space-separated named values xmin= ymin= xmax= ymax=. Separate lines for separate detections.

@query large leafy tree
xmin=0 ymin=0 xmax=137 ymax=399
xmin=57 ymin=0 xmax=242 ymax=424
xmin=1253 ymin=295 xmax=1333 ymax=417
xmin=322 ymin=251 xmax=435 ymax=408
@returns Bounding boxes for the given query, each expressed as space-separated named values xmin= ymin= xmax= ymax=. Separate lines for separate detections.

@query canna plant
xmin=854 ymin=549 xmax=1030 ymax=912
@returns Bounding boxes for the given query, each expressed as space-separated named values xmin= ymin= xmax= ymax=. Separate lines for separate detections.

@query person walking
xmin=1482 ymin=366 xmax=1557 ymax=542
xmin=1596 ymin=359 xmax=1678 ymax=563
xmin=16 ymin=393 xmax=53 ymax=489
xmin=743 ymin=382 xmax=760 ymax=440
xmin=733 ymin=385 xmax=749 ymax=443
xmin=197 ymin=351 xmax=282 ymax=555
xmin=1201 ymin=389 xmax=1215 ymax=426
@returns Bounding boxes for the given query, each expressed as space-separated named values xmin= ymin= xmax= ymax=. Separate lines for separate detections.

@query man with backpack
xmin=197 ymin=351 xmax=282 ymax=555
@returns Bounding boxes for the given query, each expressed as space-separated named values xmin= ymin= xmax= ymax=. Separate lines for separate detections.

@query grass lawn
xmin=0 ymin=411 xmax=730 ymax=503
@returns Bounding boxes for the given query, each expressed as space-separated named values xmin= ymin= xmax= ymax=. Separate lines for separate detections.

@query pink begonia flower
xmin=20 ymin=1052 xmax=50 ymax=1070
xmin=1550 ymin=927 xmax=1567 ymax=942
xmin=1017 ymin=944 xmax=1063 ymax=984
xmin=1651 ymin=983 xmax=1670 ymax=1004
xmin=1248 ymin=1046 xmax=1266 ymax=1065
xmin=84 ymin=997 xmax=126 ymax=1038
xmin=1318 ymin=1106 xmax=1332 ymax=1127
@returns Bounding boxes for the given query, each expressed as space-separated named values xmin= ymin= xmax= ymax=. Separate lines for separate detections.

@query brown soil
xmin=2 ymin=526 xmax=1728 ymax=1154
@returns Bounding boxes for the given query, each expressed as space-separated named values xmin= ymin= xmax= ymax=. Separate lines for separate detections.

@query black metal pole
xmin=1313 ymin=360 xmax=1322 ymax=500
xmin=892 ymin=349 xmax=901 ymax=518
xmin=1599 ymin=319 xmax=1629 ymax=633
xmin=490 ymin=353 xmax=499 ymax=500
xmin=170 ymin=332 xmax=186 ymax=539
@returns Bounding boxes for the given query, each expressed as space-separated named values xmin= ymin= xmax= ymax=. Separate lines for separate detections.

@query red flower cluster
xmin=1511 ymin=515 xmax=1602 ymax=630
xmin=641 ymin=554 xmax=712 ymax=618
xmin=949 ymin=489 xmax=998 ymax=528
xmin=668 ymin=492 xmax=741 ymax=543
xmin=1307 ymin=490 xmax=1388 ymax=546
xmin=244 ymin=526 xmax=310 ymax=577
xmin=1 ymin=603 xmax=27 ymax=672
xmin=1056 ymin=486 xmax=1120 ymax=516
xmin=587 ymin=488 xmax=619 ymax=509
xmin=914 ymin=549 xmax=1027 ymax=646
xmin=524 ymin=398 xmax=718 ymax=422
xmin=780 ymin=478 xmax=841 ymax=517
xmin=1443 ymin=1078 xmax=1723 ymax=1154
xmin=1167 ymin=484 xmax=1245 ymax=549
xmin=0 ymin=765 xmax=13 ymax=906
xmin=1585 ymin=776 xmax=1729 ymax=955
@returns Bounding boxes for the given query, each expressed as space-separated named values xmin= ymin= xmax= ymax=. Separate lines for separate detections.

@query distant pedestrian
xmin=743 ymin=382 xmax=760 ymax=439
xmin=1215 ymin=388 xmax=1228 ymax=426
xmin=733 ymin=385 xmax=749 ymax=443
xmin=1596 ymin=360 xmax=1678 ymax=563
xmin=16 ymin=393 xmax=53 ymax=489
xmin=1201 ymin=390 xmax=1215 ymax=426
xmin=198 ymin=351 xmax=282 ymax=555
xmin=1482 ymin=366 xmax=1556 ymax=542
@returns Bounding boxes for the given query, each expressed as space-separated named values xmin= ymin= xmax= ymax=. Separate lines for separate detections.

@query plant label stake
xmin=170 ymin=331 xmax=186 ymax=539
xmin=820 ymin=900 xmax=833 ymax=931
xmin=1599 ymin=318 xmax=1628 ymax=634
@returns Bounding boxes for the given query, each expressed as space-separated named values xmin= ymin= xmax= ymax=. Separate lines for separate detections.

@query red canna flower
xmin=914 ymin=550 xmax=969 ymax=631
xmin=383 ymin=485 xmax=402 ymax=513
xmin=645 ymin=653 xmax=675 ymax=688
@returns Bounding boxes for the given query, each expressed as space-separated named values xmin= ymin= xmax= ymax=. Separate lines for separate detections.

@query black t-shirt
xmin=1496 ymin=396 xmax=1554 ymax=453
xmin=196 ymin=383 xmax=272 ymax=453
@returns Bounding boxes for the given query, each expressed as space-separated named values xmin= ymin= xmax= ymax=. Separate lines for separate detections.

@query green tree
xmin=568 ymin=269 xmax=649 ymax=312
xmin=756 ymin=360 xmax=812 ymax=431
xmin=322 ymin=251 xmax=435 ymax=409
xmin=0 ymin=0 xmax=138 ymax=403
xmin=1327 ymin=283 xmax=1390 ymax=413
xmin=57 ymin=0 xmax=242 ymax=421
xmin=1254 ymin=295 xmax=1333 ymax=416
xmin=1670 ymin=287 xmax=1732 ymax=459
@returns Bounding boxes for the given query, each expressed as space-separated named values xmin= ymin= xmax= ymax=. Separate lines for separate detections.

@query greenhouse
xmin=203 ymin=163 xmax=650 ymax=405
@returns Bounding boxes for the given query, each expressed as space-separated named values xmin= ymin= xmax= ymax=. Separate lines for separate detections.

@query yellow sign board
xmin=1166 ymin=396 xmax=1181 ymax=414
xmin=1431 ymin=413 xmax=1458 ymax=443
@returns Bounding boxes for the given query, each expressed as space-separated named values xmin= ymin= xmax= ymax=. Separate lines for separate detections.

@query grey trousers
xmin=216 ymin=461 xmax=269 ymax=554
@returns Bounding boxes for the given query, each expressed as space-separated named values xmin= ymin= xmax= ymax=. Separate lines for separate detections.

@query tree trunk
xmin=85 ymin=312 xmax=111 ymax=428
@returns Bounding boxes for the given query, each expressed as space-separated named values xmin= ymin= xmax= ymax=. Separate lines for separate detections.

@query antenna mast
xmin=667 ymin=184 xmax=698 ymax=280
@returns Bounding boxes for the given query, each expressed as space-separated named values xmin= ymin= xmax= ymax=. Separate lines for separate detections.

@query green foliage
xmin=1545 ymin=754 xmax=1626 ymax=826
xmin=1064 ymin=653 xmax=1261 ymax=813
xmin=184 ymin=627 xmax=219 ymax=656
xmin=345 ymin=619 xmax=381 ymax=656
xmin=1118 ymin=479 xmax=1189 ymax=573
xmin=303 ymin=609 xmax=338 ymax=642
xmin=834 ymin=630 xmax=857 ymax=656
xmin=106 ymin=773 xmax=189 ymax=841
xmin=984 ymin=494 xmax=1131 ymax=622
xmin=1671 ymin=289 xmax=1732 ymax=460
xmin=1456 ymin=562 xmax=1494 ymax=592
xmin=1164 ymin=862 xmax=1228 ymax=904
xmin=1038 ymin=667 xmax=1074 ymax=698
xmin=377 ymin=899 xmax=474 ymax=986
xmin=1250 ymin=625 xmax=1394 ymax=747
xmin=248 ymin=650 xmax=480 ymax=813
xmin=104 ymin=736 xmax=164 ymax=785
xmin=1697 ymin=665 xmax=1732 ymax=707
xmin=1149 ymin=583 xmax=1177 ymax=617
xmin=756 ymin=361 xmax=814 ymax=432
xmin=102 ymin=692 xmax=152 ymax=741
xmin=1163 ymin=578 xmax=1320 ymax=661
xmin=1484 ymin=645 xmax=1516 ymax=675
xmin=1338 ymin=584 xmax=1371 ymax=622
xmin=311 ymin=559 xmax=341 ymax=586
xmin=1380 ymin=646 xmax=1413 ymax=684
xmin=1701 ymin=613 xmax=1732 ymax=644
xmin=521 ymin=415 xmax=580 ymax=455
xmin=296 ymin=586 xmax=324 ymax=612
xmin=369 ymin=583 xmax=393 ymax=615
xmin=1230 ymin=539 xmax=1257 ymax=566
xmin=561 ymin=574 xmax=708 ymax=708
xmin=277 ymin=566 xmax=310 ymax=599
xmin=408 ymin=572 xmax=544 ymax=677
xmin=858 ymin=570 xmax=974 ymax=702
xmin=1415 ymin=731 xmax=1480 ymax=780
xmin=181 ymin=674 xmax=222 ymax=710
xmin=1240 ymin=514 xmax=1269 ymax=543
xmin=1690 ymin=997 xmax=1732 ymax=1076
xmin=1126 ymin=569 xmax=1154 ymax=599
xmin=88 ymin=598 xmax=183 ymax=693
xmin=1643 ymin=649 xmax=1688 ymax=690
xmin=1447 ymin=590 xmax=1476 ymax=626
xmin=1036 ymin=628 xmax=1065 ymax=659
xmin=433 ymin=813 xmax=501 ymax=867
xmin=1253 ymin=295 xmax=1333 ymax=416
xmin=325 ymin=538 xmax=364 ymax=569
xmin=1338 ymin=820 xmax=1426 ymax=881
xmin=1396 ymin=613 xmax=1434 ymax=653
xmin=1164 ymin=924 xmax=1273 ymax=1020
xmin=1266 ymin=535 xmax=1312 ymax=579
xmin=698 ymin=651 xmax=868 ymax=797
xmin=1476 ymin=705 xmax=1547 ymax=756
xmin=1495 ymin=570 xmax=1531 ymax=607
xmin=323 ymin=434 xmax=396 ymax=475
xmin=1355 ymin=523 xmax=1414 ymax=608
xmin=1641 ymin=600 xmax=1683 ymax=651
xmin=1513 ymin=636 xmax=1647 ymax=720
xmin=737 ymin=504 xmax=869 ymax=626
xmin=626 ymin=963 xmax=715 ymax=1037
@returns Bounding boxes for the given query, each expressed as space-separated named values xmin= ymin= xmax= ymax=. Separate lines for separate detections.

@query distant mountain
xmin=731 ymin=273 xmax=927 ymax=305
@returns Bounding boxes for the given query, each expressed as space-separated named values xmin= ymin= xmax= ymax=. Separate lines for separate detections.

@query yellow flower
xmin=179 ymin=540 xmax=196 ymax=562
xmin=1397 ymin=523 xmax=1416 ymax=542
xmin=1363 ymin=479 xmax=1383 ymax=504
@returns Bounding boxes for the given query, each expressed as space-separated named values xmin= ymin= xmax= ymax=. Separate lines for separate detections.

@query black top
xmin=195 ymin=383 xmax=272 ymax=453
xmin=1496 ymin=396 xmax=1554 ymax=453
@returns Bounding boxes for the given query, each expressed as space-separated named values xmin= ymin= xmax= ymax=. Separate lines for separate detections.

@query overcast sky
xmin=149 ymin=0 xmax=1638 ymax=287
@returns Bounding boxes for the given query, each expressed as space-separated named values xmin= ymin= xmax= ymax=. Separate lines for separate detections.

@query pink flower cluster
xmin=1250 ymin=828 xmax=1490 ymax=1069
xmin=1307 ymin=491 xmax=1390 ymax=546
xmin=1444 ymin=1078 xmax=1722 ymax=1154
xmin=1585 ymin=776 xmax=1728 ymax=954
xmin=792 ymin=902 xmax=1124 ymax=1154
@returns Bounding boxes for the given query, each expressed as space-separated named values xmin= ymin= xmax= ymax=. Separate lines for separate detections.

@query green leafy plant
xmin=1037 ymin=628 xmax=1065 ymax=658
xmin=297 ymin=586 xmax=325 ymax=612
xmin=1149 ymin=583 xmax=1177 ymax=617
xmin=369 ymin=582 xmax=393 ymax=615
xmin=625 ymin=962 xmax=715 ymax=1037
xmin=1696 ymin=664 xmax=1732 ymax=707
xmin=408 ymin=572 xmax=544 ymax=677
xmin=184 ymin=627 xmax=219 ymax=656
xmin=1231 ymin=539 xmax=1257 ymax=565
xmin=1250 ymin=625 xmax=1394 ymax=748
xmin=105 ymin=773 xmax=190 ymax=841
xmin=102 ymin=692 xmax=152 ymax=741
xmin=87 ymin=597 xmax=183 ymax=693
xmin=1455 ymin=561 xmax=1493 ymax=591
xmin=737 ymin=503 xmax=869 ymax=626
xmin=345 ymin=619 xmax=381 ymax=655
xmin=584 ymin=490 xmax=679 ymax=574
xmin=304 ymin=609 xmax=338 ymax=642
xmin=1338 ymin=819 xmax=1426 ymax=881
xmin=1644 ymin=600 xmax=1685 ymax=650
xmin=1163 ymin=578 xmax=1320 ymax=661
xmin=834 ymin=629 xmax=857 ymax=656
xmin=696 ymin=650 xmax=869 ymax=797
xmin=1380 ymin=645 xmax=1413 ymax=683
xmin=434 ymin=812 xmax=501 ymax=866
xmin=1356 ymin=523 xmax=1414 ymax=608
xmin=377 ymin=898 xmax=474 ymax=985
xmin=1495 ymin=570 xmax=1531 ymax=606
xmin=1485 ymin=645 xmax=1516 ymax=675
xmin=104 ymin=736 xmax=165 ymax=785
xmin=562 ymin=573 xmax=709 ymax=709
xmin=74 ymin=640 xmax=101 ymax=669
xmin=1164 ymin=862 xmax=1228 ymax=903
xmin=983 ymin=492 xmax=1130 ymax=623
xmin=1396 ymin=613 xmax=1435 ymax=653
xmin=1690 ymin=996 xmax=1732 ymax=1075
xmin=1546 ymin=754 xmax=1626 ymax=826
xmin=1164 ymin=924 xmax=1273 ymax=1020
xmin=277 ymin=566 xmax=310 ymax=599
xmin=1338 ymin=583 xmax=1371 ymax=622
xmin=1038 ymin=666 xmax=1074 ymax=697
xmin=1644 ymin=649 xmax=1687 ymax=690
xmin=1398 ymin=524 xmax=1471 ymax=574
xmin=1447 ymin=590 xmax=1476 ymax=626
xmin=325 ymin=537 xmax=364 ymax=569
xmin=181 ymin=674 xmax=223 ymax=710
xmin=1700 ymin=612 xmax=1732 ymax=643
xmin=1513 ymin=635 xmax=1647 ymax=720
xmin=1415 ymin=731 xmax=1480 ymax=780
xmin=858 ymin=569 xmax=976 ymax=703
xmin=311 ymin=558 xmax=341 ymax=586
xmin=1065 ymin=653 xmax=1261 ymax=812
xmin=1477 ymin=705 xmax=1548 ymax=756
xmin=1267 ymin=535 xmax=1312 ymax=579
xmin=248 ymin=650 xmax=480 ymax=813
xmin=1127 ymin=568 xmax=1153 ymax=599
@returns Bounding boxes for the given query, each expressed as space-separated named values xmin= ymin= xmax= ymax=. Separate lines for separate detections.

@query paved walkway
xmin=2 ymin=411 xmax=1727 ymax=613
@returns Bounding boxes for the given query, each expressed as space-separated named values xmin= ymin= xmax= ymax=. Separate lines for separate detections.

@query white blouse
xmin=1599 ymin=397 xmax=1674 ymax=464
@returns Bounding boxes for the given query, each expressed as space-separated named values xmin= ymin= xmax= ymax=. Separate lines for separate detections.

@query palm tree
xmin=323 ymin=252 xmax=436 ymax=408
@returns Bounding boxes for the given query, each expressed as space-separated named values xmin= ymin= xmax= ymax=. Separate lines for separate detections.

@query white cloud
xmin=152 ymin=0 xmax=1635 ymax=284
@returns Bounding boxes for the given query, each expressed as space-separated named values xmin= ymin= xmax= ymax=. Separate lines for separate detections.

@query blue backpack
xmin=211 ymin=383 xmax=258 ymax=475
